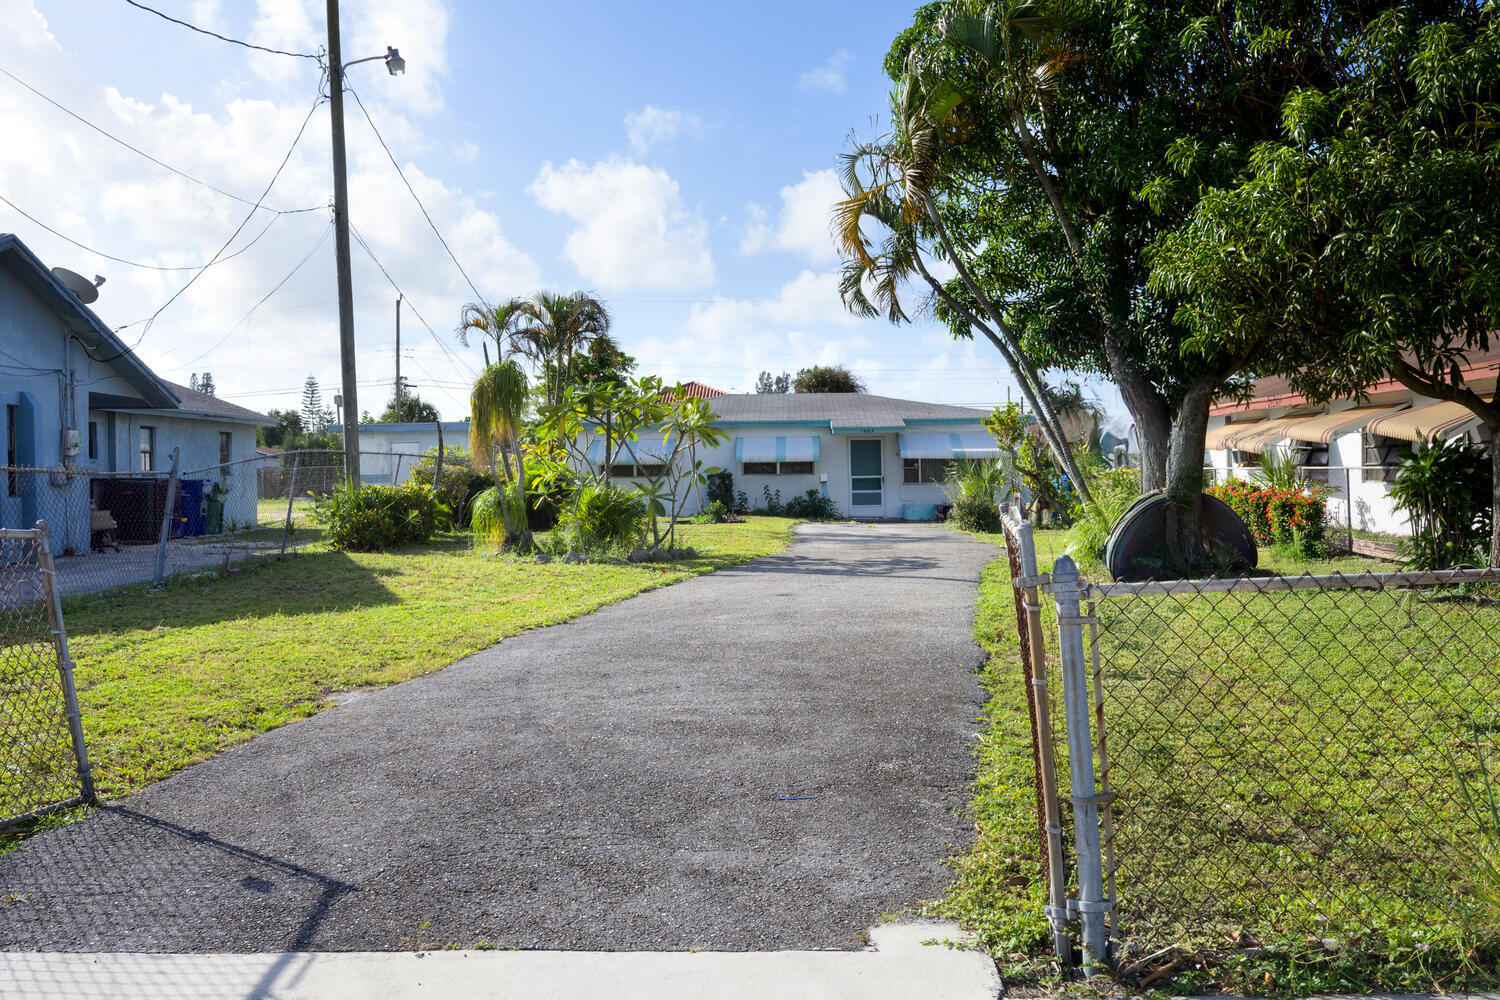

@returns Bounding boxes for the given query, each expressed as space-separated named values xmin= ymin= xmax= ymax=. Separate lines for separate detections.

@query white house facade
xmin=1204 ymin=354 xmax=1499 ymax=537
xmin=328 ymin=420 xmax=471 ymax=485
xmin=593 ymin=393 xmax=1001 ymax=520
xmin=1 ymin=233 xmax=273 ymax=549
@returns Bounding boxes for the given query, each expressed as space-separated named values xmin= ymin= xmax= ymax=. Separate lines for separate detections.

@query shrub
xmin=562 ymin=482 xmax=647 ymax=552
xmin=1065 ymin=467 xmax=1142 ymax=566
xmin=1390 ymin=437 xmax=1492 ymax=569
xmin=949 ymin=491 xmax=1003 ymax=533
xmin=735 ymin=489 xmax=751 ymax=514
xmin=409 ymin=447 xmax=495 ymax=529
xmin=760 ymin=485 xmax=784 ymax=515
xmin=784 ymin=489 xmax=840 ymax=520
xmin=706 ymin=471 xmax=735 ymax=511
xmin=1208 ymin=478 xmax=1329 ymax=558
xmin=316 ymin=481 xmax=444 ymax=551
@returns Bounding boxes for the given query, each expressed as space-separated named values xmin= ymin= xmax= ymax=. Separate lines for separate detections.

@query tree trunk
xmin=513 ymin=440 xmax=533 ymax=552
xmin=1160 ymin=383 xmax=1215 ymax=576
xmin=1490 ymin=425 xmax=1500 ymax=568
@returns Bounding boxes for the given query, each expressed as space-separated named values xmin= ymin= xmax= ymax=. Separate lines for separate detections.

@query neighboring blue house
xmin=328 ymin=420 xmax=471 ymax=485
xmin=1 ymin=233 xmax=273 ymax=550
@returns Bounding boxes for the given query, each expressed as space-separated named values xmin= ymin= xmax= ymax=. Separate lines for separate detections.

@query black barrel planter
xmin=1104 ymin=491 xmax=1257 ymax=582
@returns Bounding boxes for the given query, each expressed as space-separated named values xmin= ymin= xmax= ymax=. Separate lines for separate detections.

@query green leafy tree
xmin=378 ymin=384 xmax=441 ymax=424
xmin=793 ymin=365 xmax=866 ymax=393
xmin=756 ymin=370 xmax=791 ymax=393
xmin=1151 ymin=4 xmax=1500 ymax=564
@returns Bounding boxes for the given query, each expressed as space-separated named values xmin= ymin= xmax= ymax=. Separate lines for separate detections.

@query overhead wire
xmin=0 ymin=65 xmax=324 ymax=215
xmin=126 ymin=91 xmax=327 ymax=350
xmin=121 ymin=0 xmax=322 ymax=61
xmin=344 ymin=83 xmax=490 ymax=311
xmin=0 ymin=192 xmax=291 ymax=272
xmin=349 ymin=221 xmax=478 ymax=378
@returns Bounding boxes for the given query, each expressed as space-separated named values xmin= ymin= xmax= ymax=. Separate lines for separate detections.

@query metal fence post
xmin=1051 ymin=554 xmax=1109 ymax=971
xmin=281 ymin=451 xmax=301 ymax=558
xmin=1014 ymin=516 xmax=1073 ymax=963
xmin=1345 ymin=464 xmax=1354 ymax=551
xmin=34 ymin=520 xmax=96 ymax=804
xmin=152 ymin=447 xmax=181 ymax=589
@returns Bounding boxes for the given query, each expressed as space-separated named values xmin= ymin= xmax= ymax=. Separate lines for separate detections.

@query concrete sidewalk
xmin=0 ymin=922 xmax=1002 ymax=1000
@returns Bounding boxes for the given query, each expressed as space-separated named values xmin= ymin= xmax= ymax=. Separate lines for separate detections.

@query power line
xmin=345 ymin=83 xmax=489 ymax=311
xmin=129 ymin=92 xmax=327 ymax=349
xmin=0 ymin=65 xmax=325 ymax=215
xmin=348 ymin=221 xmax=478 ymax=378
xmin=122 ymin=0 xmax=322 ymax=60
xmin=165 ymin=220 xmax=334 ymax=373
xmin=0 ymin=192 xmax=295 ymax=271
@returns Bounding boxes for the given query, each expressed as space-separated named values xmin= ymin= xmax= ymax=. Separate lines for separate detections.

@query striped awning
xmin=1223 ymin=413 xmax=1317 ymax=454
xmin=734 ymin=436 xmax=820 ymax=463
xmin=1205 ymin=419 xmax=1261 ymax=451
xmin=898 ymin=432 xmax=1003 ymax=459
xmin=1365 ymin=400 xmax=1482 ymax=443
xmin=587 ymin=433 xmax=677 ymax=465
xmin=1280 ymin=405 xmax=1409 ymax=444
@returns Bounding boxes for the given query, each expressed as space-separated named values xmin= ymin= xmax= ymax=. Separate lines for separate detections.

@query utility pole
xmin=394 ymin=294 xmax=402 ymax=424
xmin=326 ymin=0 xmax=360 ymax=487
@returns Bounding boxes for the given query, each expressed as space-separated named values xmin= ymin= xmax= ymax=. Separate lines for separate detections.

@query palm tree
xmin=470 ymin=360 xmax=532 ymax=550
xmin=459 ymin=292 xmax=618 ymax=406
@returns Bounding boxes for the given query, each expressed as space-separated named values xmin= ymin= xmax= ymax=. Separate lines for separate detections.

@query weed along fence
xmin=0 ymin=449 xmax=430 ymax=600
xmin=0 ymin=523 xmax=95 ymax=827
xmin=999 ymin=510 xmax=1500 ymax=973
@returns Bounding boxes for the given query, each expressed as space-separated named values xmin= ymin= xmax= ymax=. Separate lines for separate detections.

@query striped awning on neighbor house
xmin=1365 ymin=400 xmax=1482 ymax=443
xmin=1280 ymin=405 xmax=1409 ymax=444
xmin=898 ymin=433 xmax=1003 ymax=459
xmin=1220 ymin=413 xmax=1318 ymax=453
xmin=734 ymin=436 xmax=820 ymax=463
xmin=1204 ymin=419 xmax=1261 ymax=450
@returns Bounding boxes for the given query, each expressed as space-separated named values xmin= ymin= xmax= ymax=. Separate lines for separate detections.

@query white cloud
xmin=740 ymin=168 xmax=843 ymax=263
xmin=623 ymin=105 xmax=704 ymax=156
xmin=0 ymin=0 xmax=533 ymax=422
xmin=798 ymin=50 xmax=852 ymax=94
xmin=529 ymin=156 xmax=714 ymax=290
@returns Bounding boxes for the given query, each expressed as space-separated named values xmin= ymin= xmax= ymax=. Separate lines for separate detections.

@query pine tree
xmin=190 ymin=372 xmax=216 ymax=396
xmin=755 ymin=370 xmax=791 ymax=394
xmin=301 ymin=376 xmax=328 ymax=432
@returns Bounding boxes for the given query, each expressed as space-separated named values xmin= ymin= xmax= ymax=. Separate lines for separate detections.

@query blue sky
xmin=2 ymin=0 xmax=1119 ymax=422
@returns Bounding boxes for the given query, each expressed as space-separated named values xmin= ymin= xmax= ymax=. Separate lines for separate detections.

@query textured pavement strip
xmin=0 ymin=922 xmax=1002 ymax=999
xmin=0 ymin=523 xmax=997 ymax=953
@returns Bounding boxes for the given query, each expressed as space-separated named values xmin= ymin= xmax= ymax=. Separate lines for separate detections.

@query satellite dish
xmin=52 ymin=267 xmax=102 ymax=304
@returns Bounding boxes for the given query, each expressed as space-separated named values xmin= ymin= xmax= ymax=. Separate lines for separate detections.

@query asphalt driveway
xmin=0 ymin=522 xmax=995 ymax=953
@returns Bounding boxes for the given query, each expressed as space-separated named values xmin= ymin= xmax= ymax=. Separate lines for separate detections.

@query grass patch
xmin=937 ymin=527 xmax=1500 ymax=996
xmin=3 ymin=517 xmax=795 ymax=848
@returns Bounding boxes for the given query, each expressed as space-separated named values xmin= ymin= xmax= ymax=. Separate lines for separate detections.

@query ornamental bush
xmin=317 ymin=481 xmax=445 ymax=551
xmin=1208 ymin=478 xmax=1329 ymax=558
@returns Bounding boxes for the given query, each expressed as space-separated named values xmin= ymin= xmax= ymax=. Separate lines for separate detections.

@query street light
xmin=324 ymin=0 xmax=404 ymax=489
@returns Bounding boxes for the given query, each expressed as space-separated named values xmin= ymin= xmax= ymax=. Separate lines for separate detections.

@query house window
xmin=219 ymin=431 xmax=232 ymax=474
xmin=88 ymin=421 xmax=99 ymax=460
xmin=608 ymin=463 xmax=637 ymax=477
xmin=903 ymin=458 xmax=951 ymax=484
xmin=741 ymin=460 xmax=812 ymax=475
xmin=139 ymin=425 xmax=156 ymax=472
xmin=1288 ymin=443 xmax=1329 ymax=484
xmin=636 ymin=463 xmax=666 ymax=478
xmin=6 ymin=404 xmax=17 ymax=497
xmin=1363 ymin=432 xmax=1405 ymax=484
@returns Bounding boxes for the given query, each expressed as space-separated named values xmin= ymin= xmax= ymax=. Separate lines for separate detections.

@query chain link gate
xmin=1 ymin=522 xmax=96 ymax=828
xmin=1001 ymin=510 xmax=1500 ymax=971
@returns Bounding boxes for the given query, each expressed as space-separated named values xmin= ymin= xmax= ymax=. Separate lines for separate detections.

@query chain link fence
xmin=0 ymin=524 xmax=94 ymax=827
xmin=0 ymin=449 xmax=436 ymax=599
xmin=1000 ymin=510 xmax=1500 ymax=970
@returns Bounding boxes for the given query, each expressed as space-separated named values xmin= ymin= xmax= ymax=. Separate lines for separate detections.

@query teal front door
xmin=849 ymin=439 xmax=883 ymax=513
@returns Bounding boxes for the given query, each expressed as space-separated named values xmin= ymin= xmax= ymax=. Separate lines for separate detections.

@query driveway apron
xmin=0 ymin=523 xmax=996 ymax=952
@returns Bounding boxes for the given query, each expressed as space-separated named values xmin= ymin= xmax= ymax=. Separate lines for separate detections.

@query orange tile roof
xmin=661 ymin=381 xmax=726 ymax=400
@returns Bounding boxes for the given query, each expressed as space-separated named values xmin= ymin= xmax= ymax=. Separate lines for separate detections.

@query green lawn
xmin=937 ymin=527 xmax=1500 ymax=995
xmin=4 ymin=517 xmax=795 ymax=839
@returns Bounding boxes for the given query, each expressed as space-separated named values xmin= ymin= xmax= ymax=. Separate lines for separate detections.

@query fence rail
xmin=1000 ymin=510 xmax=1500 ymax=970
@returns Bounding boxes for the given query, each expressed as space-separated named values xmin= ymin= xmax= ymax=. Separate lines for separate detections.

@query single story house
xmin=328 ymin=420 xmax=470 ymax=485
xmin=592 ymin=393 xmax=1001 ymax=520
xmin=1204 ymin=350 xmax=1499 ymax=536
xmin=1 ymin=233 xmax=273 ymax=550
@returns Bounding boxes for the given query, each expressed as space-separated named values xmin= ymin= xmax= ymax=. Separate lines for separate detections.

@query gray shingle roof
xmin=706 ymin=393 xmax=990 ymax=425
xmin=162 ymin=381 xmax=275 ymax=425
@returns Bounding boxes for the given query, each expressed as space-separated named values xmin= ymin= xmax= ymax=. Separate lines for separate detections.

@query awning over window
xmin=1365 ymin=400 xmax=1481 ymax=443
xmin=898 ymin=433 xmax=1002 ymax=459
xmin=1280 ymin=405 xmax=1409 ymax=444
xmin=1205 ymin=419 xmax=1260 ymax=451
xmin=586 ymin=433 xmax=677 ymax=465
xmin=1222 ymin=413 xmax=1317 ymax=454
xmin=734 ymin=436 xmax=820 ymax=463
